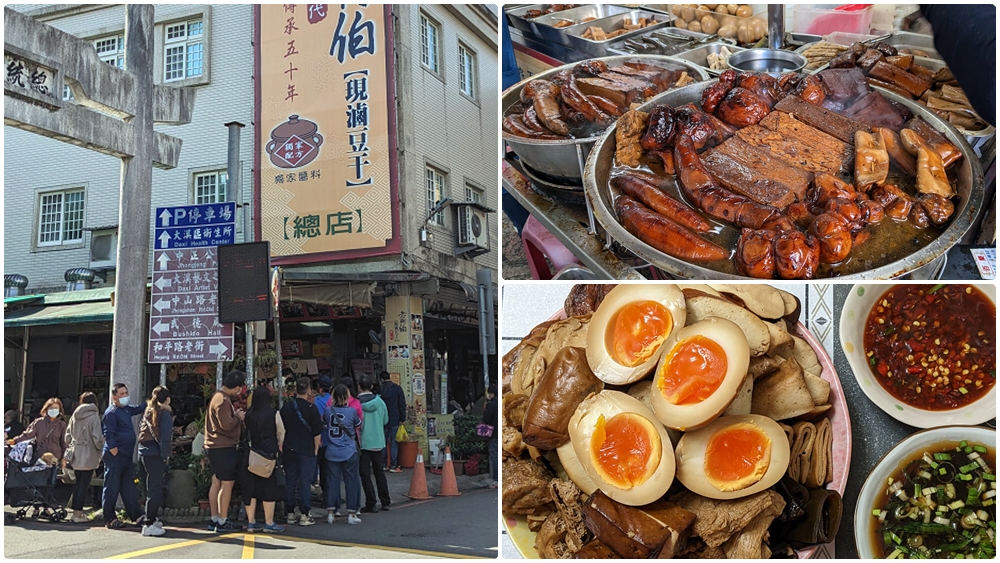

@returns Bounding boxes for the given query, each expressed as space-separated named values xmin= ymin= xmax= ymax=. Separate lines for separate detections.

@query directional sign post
xmin=148 ymin=203 xmax=236 ymax=363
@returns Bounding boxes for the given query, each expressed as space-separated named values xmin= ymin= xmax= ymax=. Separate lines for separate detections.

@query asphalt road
xmin=4 ymin=489 xmax=498 ymax=559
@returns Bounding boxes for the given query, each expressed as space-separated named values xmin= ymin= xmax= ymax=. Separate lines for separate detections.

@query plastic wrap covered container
xmin=793 ymin=4 xmax=874 ymax=36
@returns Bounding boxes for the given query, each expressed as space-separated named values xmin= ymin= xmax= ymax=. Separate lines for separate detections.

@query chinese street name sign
xmin=148 ymin=203 xmax=236 ymax=363
xmin=256 ymin=4 xmax=400 ymax=264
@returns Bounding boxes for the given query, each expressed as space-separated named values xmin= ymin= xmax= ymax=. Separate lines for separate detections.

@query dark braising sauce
xmin=863 ymin=284 xmax=995 ymax=410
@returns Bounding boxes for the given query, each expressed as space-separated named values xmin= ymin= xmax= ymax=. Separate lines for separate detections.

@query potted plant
xmin=451 ymin=413 xmax=488 ymax=475
xmin=190 ymin=454 xmax=213 ymax=510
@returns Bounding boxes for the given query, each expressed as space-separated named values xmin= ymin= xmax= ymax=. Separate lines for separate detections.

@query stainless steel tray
xmin=506 ymin=4 xmax=582 ymax=35
xmin=582 ymin=80 xmax=985 ymax=280
xmin=502 ymin=55 xmax=709 ymax=181
xmin=532 ymin=4 xmax=633 ymax=47
xmin=607 ymin=27 xmax=720 ymax=57
xmin=564 ymin=10 xmax=671 ymax=57
xmin=673 ymin=43 xmax=747 ymax=76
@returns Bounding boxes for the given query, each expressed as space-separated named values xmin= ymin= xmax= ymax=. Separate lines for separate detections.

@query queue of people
xmin=6 ymin=369 xmax=495 ymax=535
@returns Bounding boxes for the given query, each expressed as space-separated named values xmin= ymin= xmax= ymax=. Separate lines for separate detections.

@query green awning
xmin=4 ymin=300 xmax=114 ymax=327
xmin=3 ymin=295 xmax=44 ymax=306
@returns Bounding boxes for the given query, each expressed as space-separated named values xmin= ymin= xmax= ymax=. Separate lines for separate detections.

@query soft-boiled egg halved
xmin=650 ymin=317 xmax=750 ymax=431
xmin=586 ymin=285 xmax=687 ymax=385
xmin=569 ymin=390 xmax=675 ymax=506
xmin=675 ymin=414 xmax=790 ymax=500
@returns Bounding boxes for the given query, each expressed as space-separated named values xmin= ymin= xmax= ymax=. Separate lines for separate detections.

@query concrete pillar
xmin=109 ymin=5 xmax=155 ymax=399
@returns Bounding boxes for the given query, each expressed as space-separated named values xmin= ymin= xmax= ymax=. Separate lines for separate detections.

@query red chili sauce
xmin=863 ymin=285 xmax=996 ymax=410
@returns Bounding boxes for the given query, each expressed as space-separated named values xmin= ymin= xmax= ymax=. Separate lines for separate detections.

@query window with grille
xmin=37 ymin=189 xmax=85 ymax=247
xmin=164 ymin=19 xmax=204 ymax=82
xmin=419 ymin=14 xmax=440 ymax=73
xmin=465 ymin=185 xmax=482 ymax=204
xmin=426 ymin=167 xmax=446 ymax=226
xmin=194 ymin=171 xmax=227 ymax=204
xmin=94 ymin=35 xmax=124 ymax=68
xmin=459 ymin=45 xmax=475 ymax=98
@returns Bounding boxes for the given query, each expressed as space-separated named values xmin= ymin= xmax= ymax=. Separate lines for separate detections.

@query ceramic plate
xmin=853 ymin=425 xmax=996 ymax=558
xmin=840 ymin=284 xmax=997 ymax=428
xmin=504 ymin=309 xmax=852 ymax=559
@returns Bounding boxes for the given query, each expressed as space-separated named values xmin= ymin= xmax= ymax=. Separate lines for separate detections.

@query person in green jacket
xmin=356 ymin=376 xmax=391 ymax=512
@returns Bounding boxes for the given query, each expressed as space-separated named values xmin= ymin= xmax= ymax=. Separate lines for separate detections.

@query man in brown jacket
xmin=205 ymin=371 xmax=246 ymax=532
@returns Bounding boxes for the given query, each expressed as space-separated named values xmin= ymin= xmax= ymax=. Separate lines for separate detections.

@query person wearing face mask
xmin=10 ymin=398 xmax=67 ymax=461
xmin=101 ymin=383 xmax=146 ymax=530
xmin=138 ymin=386 xmax=173 ymax=537
xmin=65 ymin=392 xmax=105 ymax=523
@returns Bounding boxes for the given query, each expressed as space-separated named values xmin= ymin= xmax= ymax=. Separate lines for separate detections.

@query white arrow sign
xmin=156 ymin=253 xmax=170 ymax=271
xmin=151 ymin=321 xmax=171 ymax=336
xmin=153 ymin=298 xmax=171 ymax=313
xmin=159 ymin=209 xmax=172 ymax=227
xmin=154 ymin=276 xmax=172 ymax=290
xmin=158 ymin=230 xmax=171 ymax=249
xmin=209 ymin=341 xmax=228 ymax=356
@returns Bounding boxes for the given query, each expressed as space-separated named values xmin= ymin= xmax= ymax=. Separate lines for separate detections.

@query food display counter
xmin=500 ymin=283 xmax=996 ymax=558
xmin=502 ymin=4 xmax=997 ymax=281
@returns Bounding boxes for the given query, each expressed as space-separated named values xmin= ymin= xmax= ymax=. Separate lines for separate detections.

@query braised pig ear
xmin=915 ymin=146 xmax=955 ymax=199
xmin=854 ymin=130 xmax=889 ymax=189
xmin=751 ymin=359 xmax=816 ymax=421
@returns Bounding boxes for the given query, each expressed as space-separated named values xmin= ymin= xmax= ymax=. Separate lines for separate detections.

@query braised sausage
xmin=616 ymin=196 xmax=728 ymax=262
xmin=736 ymin=228 xmax=776 ymax=279
xmin=611 ymin=174 xmax=712 ymax=233
xmin=653 ymin=150 xmax=676 ymax=176
xmin=522 ymin=106 xmax=554 ymax=134
xmin=587 ymin=95 xmax=622 ymax=117
xmin=676 ymin=107 xmax=719 ymax=150
xmin=522 ymin=80 xmax=570 ymax=136
xmin=503 ymin=115 xmax=561 ymax=140
xmin=700 ymin=80 xmax=733 ymax=115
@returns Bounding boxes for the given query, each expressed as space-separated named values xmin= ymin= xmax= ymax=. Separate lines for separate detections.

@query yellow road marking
xmin=241 ymin=533 xmax=255 ymax=559
xmin=106 ymin=532 xmax=242 ymax=559
xmin=256 ymin=534 xmax=493 ymax=559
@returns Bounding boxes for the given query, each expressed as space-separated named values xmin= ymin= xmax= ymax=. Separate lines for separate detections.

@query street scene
xmin=4 ymin=4 xmax=499 ymax=559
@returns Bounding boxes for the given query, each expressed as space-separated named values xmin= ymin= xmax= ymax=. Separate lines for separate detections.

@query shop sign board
xmin=148 ymin=204 xmax=236 ymax=363
xmin=254 ymin=4 xmax=400 ymax=264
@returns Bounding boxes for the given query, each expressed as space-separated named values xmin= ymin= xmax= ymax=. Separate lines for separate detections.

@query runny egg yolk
xmin=590 ymin=412 xmax=661 ymax=489
xmin=657 ymin=336 xmax=728 ymax=405
xmin=704 ymin=422 xmax=771 ymax=492
xmin=610 ymin=301 xmax=673 ymax=367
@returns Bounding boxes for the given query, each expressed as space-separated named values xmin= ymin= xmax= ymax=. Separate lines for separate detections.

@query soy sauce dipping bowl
xmin=840 ymin=284 xmax=997 ymax=428
xmin=855 ymin=425 xmax=997 ymax=559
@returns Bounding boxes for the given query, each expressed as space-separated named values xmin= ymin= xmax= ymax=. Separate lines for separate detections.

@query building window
xmin=459 ymin=45 xmax=475 ymax=98
xmin=37 ymin=189 xmax=85 ymax=247
xmin=426 ymin=167 xmax=446 ymax=226
xmin=419 ymin=13 xmax=440 ymax=74
xmin=94 ymin=35 xmax=124 ymax=68
xmin=164 ymin=19 xmax=204 ymax=82
xmin=194 ymin=171 xmax=227 ymax=204
xmin=465 ymin=184 xmax=482 ymax=204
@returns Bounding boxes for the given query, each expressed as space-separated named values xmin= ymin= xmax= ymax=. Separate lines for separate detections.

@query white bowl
xmin=840 ymin=284 xmax=996 ymax=428
xmin=854 ymin=425 xmax=997 ymax=559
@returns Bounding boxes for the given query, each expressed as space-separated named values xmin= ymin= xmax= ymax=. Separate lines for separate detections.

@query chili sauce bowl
xmin=854 ymin=425 xmax=996 ymax=559
xmin=840 ymin=284 xmax=996 ymax=428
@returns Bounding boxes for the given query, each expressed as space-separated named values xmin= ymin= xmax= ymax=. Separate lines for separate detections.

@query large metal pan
xmin=583 ymin=80 xmax=985 ymax=280
xmin=502 ymin=55 xmax=709 ymax=181
xmin=530 ymin=4 xmax=632 ymax=48
xmin=563 ymin=10 xmax=672 ymax=57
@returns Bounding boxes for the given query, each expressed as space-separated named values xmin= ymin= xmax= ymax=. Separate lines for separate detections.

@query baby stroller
xmin=4 ymin=439 xmax=67 ymax=522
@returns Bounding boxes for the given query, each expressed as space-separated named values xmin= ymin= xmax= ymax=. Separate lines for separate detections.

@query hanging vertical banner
xmin=255 ymin=4 xmax=400 ymax=264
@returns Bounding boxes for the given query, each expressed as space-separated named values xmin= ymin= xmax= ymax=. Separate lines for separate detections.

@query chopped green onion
xmin=928 ymin=284 xmax=946 ymax=294
xmin=974 ymin=445 xmax=987 ymax=454
xmin=915 ymin=484 xmax=923 ymax=497
xmin=941 ymin=467 xmax=949 ymax=475
xmin=960 ymin=462 xmax=979 ymax=474
xmin=869 ymin=355 xmax=877 ymax=366
xmin=949 ymin=500 xmax=965 ymax=510
xmin=958 ymin=473 xmax=974 ymax=481
xmin=960 ymin=440 xmax=969 ymax=448
xmin=936 ymin=453 xmax=953 ymax=461
xmin=958 ymin=386 xmax=969 ymax=394
xmin=984 ymin=473 xmax=996 ymax=481
xmin=873 ymin=508 xmax=882 ymax=516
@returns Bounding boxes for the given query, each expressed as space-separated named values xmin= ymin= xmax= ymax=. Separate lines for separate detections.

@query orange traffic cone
xmin=405 ymin=454 xmax=432 ymax=500
xmin=437 ymin=447 xmax=461 ymax=497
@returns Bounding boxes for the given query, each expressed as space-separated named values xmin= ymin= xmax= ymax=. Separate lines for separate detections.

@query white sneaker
xmin=348 ymin=513 xmax=361 ymax=525
xmin=286 ymin=513 xmax=298 ymax=525
xmin=326 ymin=512 xmax=335 ymax=524
xmin=152 ymin=519 xmax=164 ymax=529
xmin=142 ymin=524 xmax=166 ymax=537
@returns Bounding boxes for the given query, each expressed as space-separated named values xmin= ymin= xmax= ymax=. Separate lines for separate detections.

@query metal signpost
xmin=148 ymin=203 xmax=236 ymax=366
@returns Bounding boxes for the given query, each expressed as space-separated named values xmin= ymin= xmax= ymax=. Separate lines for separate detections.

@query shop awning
xmin=4 ymin=300 xmax=115 ymax=327
xmin=4 ymin=287 xmax=115 ymax=327
xmin=279 ymin=281 xmax=375 ymax=308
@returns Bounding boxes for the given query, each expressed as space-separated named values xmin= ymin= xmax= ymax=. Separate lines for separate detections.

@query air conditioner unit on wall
xmin=89 ymin=229 xmax=118 ymax=268
xmin=457 ymin=205 xmax=489 ymax=249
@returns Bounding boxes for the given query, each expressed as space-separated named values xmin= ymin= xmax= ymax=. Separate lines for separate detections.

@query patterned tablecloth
xmin=499 ymin=283 xmax=839 ymax=559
